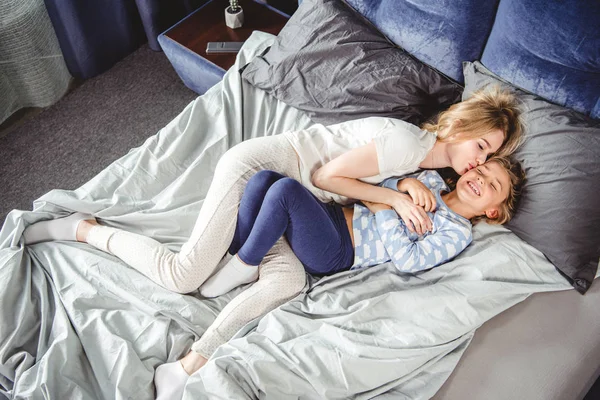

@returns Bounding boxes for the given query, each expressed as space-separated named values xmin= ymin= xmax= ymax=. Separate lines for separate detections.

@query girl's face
xmin=455 ymin=161 xmax=511 ymax=219
xmin=447 ymin=129 xmax=505 ymax=175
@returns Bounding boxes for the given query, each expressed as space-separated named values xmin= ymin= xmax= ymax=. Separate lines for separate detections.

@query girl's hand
xmin=388 ymin=192 xmax=433 ymax=235
xmin=397 ymin=178 xmax=437 ymax=212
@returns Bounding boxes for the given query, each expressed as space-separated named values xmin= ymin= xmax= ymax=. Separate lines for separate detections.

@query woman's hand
xmin=388 ymin=192 xmax=433 ymax=235
xmin=397 ymin=178 xmax=437 ymax=212
xmin=361 ymin=200 xmax=393 ymax=214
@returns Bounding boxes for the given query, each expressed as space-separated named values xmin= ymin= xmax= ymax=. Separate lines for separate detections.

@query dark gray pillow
xmin=463 ymin=61 xmax=600 ymax=294
xmin=241 ymin=0 xmax=462 ymax=126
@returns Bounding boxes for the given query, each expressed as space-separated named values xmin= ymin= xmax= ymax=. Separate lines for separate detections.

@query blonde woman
xmin=22 ymin=86 xmax=522 ymax=399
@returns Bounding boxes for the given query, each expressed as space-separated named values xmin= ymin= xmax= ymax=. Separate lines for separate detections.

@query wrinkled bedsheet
xmin=0 ymin=32 xmax=573 ymax=400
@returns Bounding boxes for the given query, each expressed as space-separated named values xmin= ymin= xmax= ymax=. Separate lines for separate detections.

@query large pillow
xmin=241 ymin=0 xmax=462 ymax=126
xmin=463 ymin=61 xmax=600 ymax=294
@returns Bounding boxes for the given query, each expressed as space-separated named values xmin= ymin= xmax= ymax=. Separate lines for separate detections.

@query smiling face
xmin=455 ymin=160 xmax=511 ymax=220
xmin=446 ymin=128 xmax=505 ymax=175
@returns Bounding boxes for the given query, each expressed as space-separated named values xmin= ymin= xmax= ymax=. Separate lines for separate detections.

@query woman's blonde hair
xmin=472 ymin=156 xmax=526 ymax=225
xmin=422 ymin=85 xmax=523 ymax=157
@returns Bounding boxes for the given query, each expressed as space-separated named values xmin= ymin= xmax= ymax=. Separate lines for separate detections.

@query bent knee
xmin=266 ymin=178 xmax=305 ymax=202
xmin=215 ymin=146 xmax=240 ymax=171
xmin=248 ymin=170 xmax=285 ymax=189
xmin=153 ymin=247 xmax=205 ymax=294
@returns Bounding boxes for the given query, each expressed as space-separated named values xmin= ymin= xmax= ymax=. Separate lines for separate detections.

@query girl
xmin=201 ymin=156 xmax=524 ymax=296
xmin=22 ymin=86 xmax=521 ymax=398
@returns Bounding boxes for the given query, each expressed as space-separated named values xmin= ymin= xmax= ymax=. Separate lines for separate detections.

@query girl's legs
xmin=228 ymin=170 xmax=288 ymax=255
xmin=218 ymin=172 xmax=355 ymax=273
xmin=237 ymin=177 xmax=354 ymax=274
xmin=200 ymin=172 xmax=354 ymax=297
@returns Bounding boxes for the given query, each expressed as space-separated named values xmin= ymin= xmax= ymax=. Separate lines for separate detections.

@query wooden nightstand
xmin=158 ymin=0 xmax=289 ymax=94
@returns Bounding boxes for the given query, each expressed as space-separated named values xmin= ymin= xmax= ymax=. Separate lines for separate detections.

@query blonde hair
xmin=472 ymin=156 xmax=526 ymax=225
xmin=422 ymin=85 xmax=523 ymax=157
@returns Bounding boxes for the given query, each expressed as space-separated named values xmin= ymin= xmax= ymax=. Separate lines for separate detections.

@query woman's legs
xmin=63 ymin=135 xmax=301 ymax=294
xmin=193 ymin=236 xmax=306 ymax=356
xmin=154 ymin=237 xmax=306 ymax=398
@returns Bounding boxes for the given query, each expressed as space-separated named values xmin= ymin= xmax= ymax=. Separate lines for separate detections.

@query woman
xmin=22 ymin=86 xmax=522 ymax=398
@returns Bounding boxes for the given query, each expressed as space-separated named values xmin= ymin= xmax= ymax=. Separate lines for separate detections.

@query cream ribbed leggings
xmin=86 ymin=135 xmax=306 ymax=358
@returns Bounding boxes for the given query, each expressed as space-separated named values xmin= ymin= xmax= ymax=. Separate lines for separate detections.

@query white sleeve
xmin=372 ymin=129 xmax=421 ymax=175
xmin=327 ymin=116 xmax=390 ymax=140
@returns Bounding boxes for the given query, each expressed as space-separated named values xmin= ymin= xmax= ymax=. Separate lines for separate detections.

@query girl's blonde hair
xmin=472 ymin=156 xmax=526 ymax=225
xmin=422 ymin=85 xmax=523 ymax=157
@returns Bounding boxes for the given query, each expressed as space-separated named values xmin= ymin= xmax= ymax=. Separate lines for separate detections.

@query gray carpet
xmin=0 ymin=44 xmax=197 ymax=225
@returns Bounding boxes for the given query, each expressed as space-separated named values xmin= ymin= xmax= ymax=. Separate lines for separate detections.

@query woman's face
xmin=447 ymin=129 xmax=505 ymax=175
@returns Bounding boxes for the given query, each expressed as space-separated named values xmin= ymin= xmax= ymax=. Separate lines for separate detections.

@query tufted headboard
xmin=343 ymin=0 xmax=599 ymax=117
xmin=345 ymin=0 xmax=499 ymax=84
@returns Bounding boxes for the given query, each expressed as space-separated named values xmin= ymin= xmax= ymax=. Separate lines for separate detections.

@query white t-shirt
xmin=283 ymin=117 xmax=437 ymax=204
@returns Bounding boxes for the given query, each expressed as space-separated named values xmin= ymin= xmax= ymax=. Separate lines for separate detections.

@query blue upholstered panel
xmin=482 ymin=0 xmax=600 ymax=118
xmin=344 ymin=0 xmax=499 ymax=83
xmin=158 ymin=34 xmax=225 ymax=94
xmin=43 ymin=0 xmax=147 ymax=79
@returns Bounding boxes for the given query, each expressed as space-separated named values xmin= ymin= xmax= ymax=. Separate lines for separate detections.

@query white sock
xmin=154 ymin=361 xmax=189 ymax=400
xmin=199 ymin=254 xmax=258 ymax=298
xmin=214 ymin=251 xmax=234 ymax=272
xmin=23 ymin=212 xmax=95 ymax=245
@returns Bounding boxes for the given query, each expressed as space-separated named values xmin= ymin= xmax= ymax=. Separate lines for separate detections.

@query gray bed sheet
xmin=0 ymin=32 xmax=580 ymax=400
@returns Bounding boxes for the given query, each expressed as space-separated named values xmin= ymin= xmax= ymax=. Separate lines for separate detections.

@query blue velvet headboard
xmin=345 ymin=0 xmax=499 ymax=85
xmin=344 ymin=0 xmax=600 ymax=118
xmin=47 ymin=0 xmax=599 ymax=115
xmin=481 ymin=0 xmax=599 ymax=118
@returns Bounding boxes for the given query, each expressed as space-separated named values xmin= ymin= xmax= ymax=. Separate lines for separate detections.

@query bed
xmin=1 ymin=0 xmax=599 ymax=399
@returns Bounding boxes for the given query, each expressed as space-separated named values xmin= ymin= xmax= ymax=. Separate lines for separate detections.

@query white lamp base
xmin=225 ymin=6 xmax=244 ymax=29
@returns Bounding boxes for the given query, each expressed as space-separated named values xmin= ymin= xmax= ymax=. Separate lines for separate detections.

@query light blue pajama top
xmin=350 ymin=170 xmax=473 ymax=272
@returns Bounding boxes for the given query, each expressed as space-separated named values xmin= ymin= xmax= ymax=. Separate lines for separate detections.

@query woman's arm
xmin=312 ymin=142 xmax=431 ymax=234
xmin=311 ymin=142 xmax=393 ymax=203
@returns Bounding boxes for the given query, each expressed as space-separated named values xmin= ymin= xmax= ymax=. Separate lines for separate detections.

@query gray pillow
xmin=241 ymin=0 xmax=462 ymax=126
xmin=463 ymin=61 xmax=600 ymax=294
